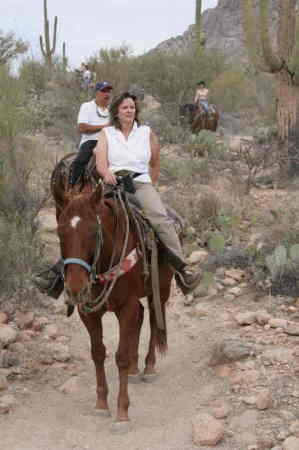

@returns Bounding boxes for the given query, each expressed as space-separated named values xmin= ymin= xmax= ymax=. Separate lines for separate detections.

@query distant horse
xmin=54 ymin=181 xmax=175 ymax=433
xmin=180 ymin=102 xmax=219 ymax=133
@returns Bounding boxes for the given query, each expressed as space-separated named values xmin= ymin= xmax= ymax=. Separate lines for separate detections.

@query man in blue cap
xmin=33 ymin=82 xmax=113 ymax=299
xmin=69 ymin=81 xmax=113 ymax=186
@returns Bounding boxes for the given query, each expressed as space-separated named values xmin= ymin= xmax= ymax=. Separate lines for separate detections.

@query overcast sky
xmin=1 ymin=0 xmax=218 ymax=68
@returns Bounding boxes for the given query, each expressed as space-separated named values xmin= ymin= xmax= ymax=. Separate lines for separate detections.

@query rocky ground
xmin=1 ymin=249 xmax=299 ymax=449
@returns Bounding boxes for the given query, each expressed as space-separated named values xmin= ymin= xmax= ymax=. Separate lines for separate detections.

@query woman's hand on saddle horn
xmin=102 ymin=169 xmax=117 ymax=185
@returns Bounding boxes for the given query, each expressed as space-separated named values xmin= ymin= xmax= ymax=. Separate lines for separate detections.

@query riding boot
xmin=165 ymin=249 xmax=202 ymax=295
xmin=33 ymin=259 xmax=64 ymax=299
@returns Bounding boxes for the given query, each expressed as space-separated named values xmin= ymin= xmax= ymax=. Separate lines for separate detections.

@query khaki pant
xmin=134 ymin=182 xmax=185 ymax=264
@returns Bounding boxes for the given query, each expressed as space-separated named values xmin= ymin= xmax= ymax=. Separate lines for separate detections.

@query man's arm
xmin=194 ymin=90 xmax=199 ymax=103
xmin=95 ymin=131 xmax=117 ymax=185
xmin=78 ymin=123 xmax=109 ymax=134
xmin=149 ymin=130 xmax=160 ymax=185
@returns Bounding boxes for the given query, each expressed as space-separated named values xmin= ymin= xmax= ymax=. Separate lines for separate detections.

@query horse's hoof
xmin=128 ymin=372 xmax=142 ymax=384
xmin=110 ymin=421 xmax=132 ymax=435
xmin=141 ymin=372 xmax=158 ymax=383
xmin=94 ymin=408 xmax=111 ymax=417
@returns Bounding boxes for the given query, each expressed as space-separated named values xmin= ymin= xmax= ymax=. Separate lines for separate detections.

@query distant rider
xmin=194 ymin=81 xmax=210 ymax=115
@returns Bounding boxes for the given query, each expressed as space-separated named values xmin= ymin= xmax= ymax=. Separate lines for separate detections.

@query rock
xmin=44 ymin=324 xmax=59 ymax=339
xmin=187 ymin=250 xmax=209 ymax=265
xmin=241 ymin=396 xmax=257 ymax=406
xmin=14 ymin=311 xmax=34 ymax=330
xmin=0 ymin=312 xmax=8 ymax=324
xmin=0 ymin=374 xmax=8 ymax=391
xmin=192 ymin=413 xmax=225 ymax=447
xmin=225 ymin=268 xmax=245 ymax=281
xmin=211 ymin=401 xmax=231 ymax=419
xmin=0 ymin=325 xmax=18 ymax=348
xmin=48 ymin=343 xmax=70 ymax=362
xmin=209 ymin=338 xmax=254 ymax=366
xmin=255 ymin=311 xmax=271 ymax=325
xmin=284 ymin=322 xmax=299 ymax=336
xmin=256 ymin=389 xmax=272 ymax=410
xmin=283 ymin=436 xmax=299 ymax=450
xmin=59 ymin=376 xmax=80 ymax=394
xmin=32 ymin=316 xmax=49 ymax=332
xmin=222 ymin=277 xmax=237 ymax=287
xmin=268 ymin=318 xmax=288 ymax=329
xmin=142 ymin=94 xmax=161 ymax=111
xmin=235 ymin=312 xmax=256 ymax=326
xmin=214 ymin=365 xmax=232 ymax=377
xmin=228 ymin=286 xmax=243 ymax=297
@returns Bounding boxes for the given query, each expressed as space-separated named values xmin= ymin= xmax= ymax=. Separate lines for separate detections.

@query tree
xmin=0 ymin=30 xmax=28 ymax=65
xmin=242 ymin=0 xmax=299 ymax=172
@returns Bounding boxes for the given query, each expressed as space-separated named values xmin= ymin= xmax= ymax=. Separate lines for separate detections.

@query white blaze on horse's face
xmin=70 ymin=216 xmax=81 ymax=229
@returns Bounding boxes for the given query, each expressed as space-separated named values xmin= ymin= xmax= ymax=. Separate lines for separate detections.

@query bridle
xmin=62 ymin=186 xmax=134 ymax=313
xmin=63 ymin=214 xmax=103 ymax=283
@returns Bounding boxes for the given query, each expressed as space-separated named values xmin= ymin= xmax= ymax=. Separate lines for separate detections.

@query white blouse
xmin=103 ymin=123 xmax=151 ymax=183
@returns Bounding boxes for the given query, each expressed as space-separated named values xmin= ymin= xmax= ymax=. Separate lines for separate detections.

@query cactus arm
xmin=260 ymin=0 xmax=282 ymax=72
xmin=39 ymin=35 xmax=46 ymax=57
xmin=289 ymin=11 xmax=299 ymax=84
xmin=277 ymin=0 xmax=296 ymax=64
xmin=195 ymin=0 xmax=202 ymax=55
xmin=241 ymin=0 xmax=259 ymax=68
xmin=51 ymin=16 xmax=58 ymax=55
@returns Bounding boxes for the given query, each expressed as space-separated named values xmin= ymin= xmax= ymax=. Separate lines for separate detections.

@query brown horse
xmin=180 ymin=103 xmax=219 ymax=134
xmin=55 ymin=183 xmax=174 ymax=433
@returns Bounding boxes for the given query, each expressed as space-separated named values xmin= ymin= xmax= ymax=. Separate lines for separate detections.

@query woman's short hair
xmin=109 ymin=91 xmax=140 ymax=129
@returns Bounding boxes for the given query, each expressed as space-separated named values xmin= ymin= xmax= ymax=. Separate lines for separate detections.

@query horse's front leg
xmin=113 ymin=299 xmax=140 ymax=431
xmin=79 ymin=310 xmax=110 ymax=416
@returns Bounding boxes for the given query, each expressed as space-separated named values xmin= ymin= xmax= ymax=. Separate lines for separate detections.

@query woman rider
xmin=96 ymin=92 xmax=201 ymax=294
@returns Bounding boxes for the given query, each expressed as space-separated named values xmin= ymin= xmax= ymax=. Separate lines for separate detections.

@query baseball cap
xmin=94 ymin=81 xmax=113 ymax=92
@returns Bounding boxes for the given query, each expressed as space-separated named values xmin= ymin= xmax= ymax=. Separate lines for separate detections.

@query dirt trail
xmin=0 ymin=289 xmax=244 ymax=450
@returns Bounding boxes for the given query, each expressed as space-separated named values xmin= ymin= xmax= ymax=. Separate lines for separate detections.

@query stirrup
xmin=175 ymin=269 xmax=202 ymax=295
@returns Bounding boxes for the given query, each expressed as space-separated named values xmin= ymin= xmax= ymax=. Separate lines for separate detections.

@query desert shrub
xmin=184 ymin=130 xmax=228 ymax=158
xmin=211 ymin=68 xmax=257 ymax=112
xmin=0 ymin=69 xmax=49 ymax=302
xmin=88 ymin=44 xmax=133 ymax=91
xmin=18 ymin=59 xmax=49 ymax=97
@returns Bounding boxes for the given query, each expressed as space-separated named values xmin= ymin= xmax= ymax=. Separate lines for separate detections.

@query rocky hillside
xmin=154 ymin=0 xmax=279 ymax=63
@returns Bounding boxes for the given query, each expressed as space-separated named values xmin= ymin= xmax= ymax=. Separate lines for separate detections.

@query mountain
xmin=154 ymin=0 xmax=279 ymax=63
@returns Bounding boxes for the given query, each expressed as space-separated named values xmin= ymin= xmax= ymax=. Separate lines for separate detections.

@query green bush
xmin=211 ymin=68 xmax=257 ymax=112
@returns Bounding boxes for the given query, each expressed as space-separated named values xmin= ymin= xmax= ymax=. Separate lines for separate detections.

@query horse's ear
xmin=90 ymin=183 xmax=103 ymax=209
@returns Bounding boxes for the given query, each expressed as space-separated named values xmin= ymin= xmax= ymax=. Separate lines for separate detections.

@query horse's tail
xmin=156 ymin=324 xmax=168 ymax=354
xmin=149 ymin=298 xmax=167 ymax=354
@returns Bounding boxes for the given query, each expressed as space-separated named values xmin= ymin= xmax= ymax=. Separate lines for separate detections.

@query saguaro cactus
xmin=62 ymin=42 xmax=67 ymax=70
xmin=195 ymin=0 xmax=203 ymax=56
xmin=39 ymin=0 xmax=57 ymax=69
xmin=242 ymin=0 xmax=299 ymax=143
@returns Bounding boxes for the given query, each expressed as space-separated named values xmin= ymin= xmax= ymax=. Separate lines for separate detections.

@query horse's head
xmin=57 ymin=185 xmax=103 ymax=306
